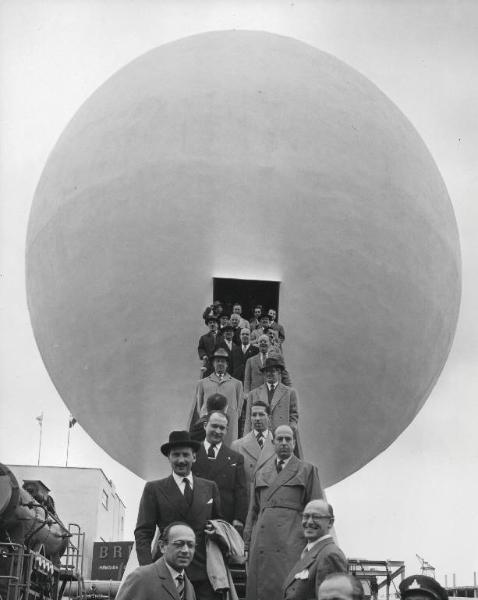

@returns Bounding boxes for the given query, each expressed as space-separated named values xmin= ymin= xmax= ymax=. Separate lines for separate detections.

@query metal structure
xmin=348 ymin=559 xmax=405 ymax=600
xmin=0 ymin=463 xmax=86 ymax=600
xmin=416 ymin=554 xmax=436 ymax=579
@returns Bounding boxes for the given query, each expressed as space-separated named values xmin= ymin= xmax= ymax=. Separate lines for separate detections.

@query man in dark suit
xmin=192 ymin=411 xmax=248 ymax=532
xmin=198 ymin=316 xmax=222 ymax=378
xmin=283 ymin=500 xmax=347 ymax=600
xmin=231 ymin=328 xmax=259 ymax=383
xmin=134 ymin=431 xmax=222 ymax=600
xmin=118 ymin=522 xmax=197 ymax=600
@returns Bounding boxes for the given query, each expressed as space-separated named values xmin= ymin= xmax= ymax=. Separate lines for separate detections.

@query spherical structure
xmin=26 ymin=31 xmax=460 ymax=485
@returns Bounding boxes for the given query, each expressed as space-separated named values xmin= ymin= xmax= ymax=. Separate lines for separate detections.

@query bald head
xmin=302 ymin=499 xmax=335 ymax=541
xmin=273 ymin=425 xmax=295 ymax=459
xmin=319 ymin=574 xmax=364 ymax=600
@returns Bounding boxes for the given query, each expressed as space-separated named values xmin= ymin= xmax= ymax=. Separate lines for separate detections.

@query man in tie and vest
xmin=192 ymin=411 xmax=248 ymax=533
xmin=194 ymin=348 xmax=244 ymax=445
xmin=118 ymin=522 xmax=197 ymax=600
xmin=283 ymin=500 xmax=347 ymax=600
xmin=231 ymin=400 xmax=275 ymax=495
xmin=134 ymin=431 xmax=223 ymax=600
xmin=243 ymin=425 xmax=323 ymax=600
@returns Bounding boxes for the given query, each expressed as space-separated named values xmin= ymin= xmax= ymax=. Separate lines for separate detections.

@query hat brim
xmin=260 ymin=364 xmax=285 ymax=372
xmin=160 ymin=440 xmax=201 ymax=456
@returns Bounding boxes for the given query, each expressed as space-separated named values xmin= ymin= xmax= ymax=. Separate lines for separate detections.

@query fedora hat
xmin=160 ymin=430 xmax=201 ymax=456
xmin=260 ymin=357 xmax=285 ymax=372
xmin=211 ymin=348 xmax=230 ymax=362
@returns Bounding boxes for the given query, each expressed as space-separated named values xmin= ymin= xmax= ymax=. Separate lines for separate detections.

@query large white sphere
xmin=26 ymin=31 xmax=460 ymax=485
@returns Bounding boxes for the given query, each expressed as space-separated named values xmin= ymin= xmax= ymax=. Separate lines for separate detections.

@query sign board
xmin=91 ymin=541 xmax=134 ymax=580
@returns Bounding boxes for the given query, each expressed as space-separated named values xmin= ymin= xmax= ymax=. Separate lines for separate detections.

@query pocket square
xmin=294 ymin=569 xmax=309 ymax=580
xmin=230 ymin=463 xmax=237 ymax=466
xmin=207 ymin=498 xmax=213 ymax=504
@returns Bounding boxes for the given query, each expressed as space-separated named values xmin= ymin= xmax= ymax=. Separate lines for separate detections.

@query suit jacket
xmin=195 ymin=373 xmax=244 ymax=445
xmin=117 ymin=556 xmax=196 ymax=600
xmin=198 ymin=331 xmax=223 ymax=361
xmin=231 ymin=430 xmax=275 ymax=495
xmin=283 ymin=537 xmax=348 ymax=600
xmin=243 ymin=353 xmax=292 ymax=393
xmin=244 ymin=456 xmax=324 ymax=600
xmin=270 ymin=321 xmax=285 ymax=342
xmin=244 ymin=382 xmax=299 ymax=435
xmin=192 ymin=444 xmax=248 ymax=524
xmin=134 ymin=475 xmax=222 ymax=581
xmin=231 ymin=344 xmax=259 ymax=383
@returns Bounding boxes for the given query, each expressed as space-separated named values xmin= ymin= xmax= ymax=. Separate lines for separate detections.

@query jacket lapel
xmin=242 ymin=432 xmax=261 ymax=461
xmin=208 ymin=444 xmax=229 ymax=476
xmin=283 ymin=538 xmax=333 ymax=589
xmin=265 ymin=455 xmax=299 ymax=500
xmin=270 ymin=382 xmax=286 ymax=412
xmin=155 ymin=558 xmax=179 ymax=600
xmin=163 ymin=476 xmax=190 ymax=519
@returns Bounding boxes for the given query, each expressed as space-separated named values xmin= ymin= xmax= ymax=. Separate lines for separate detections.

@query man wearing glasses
xmin=283 ymin=500 xmax=348 ymax=600
xmin=118 ymin=522 xmax=197 ymax=600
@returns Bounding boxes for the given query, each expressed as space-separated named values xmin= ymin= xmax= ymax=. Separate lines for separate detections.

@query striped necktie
xmin=256 ymin=432 xmax=264 ymax=448
xmin=176 ymin=573 xmax=185 ymax=600
xmin=276 ymin=459 xmax=285 ymax=473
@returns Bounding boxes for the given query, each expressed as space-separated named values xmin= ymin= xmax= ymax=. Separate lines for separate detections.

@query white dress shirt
xmin=204 ymin=440 xmax=222 ymax=458
xmin=172 ymin=471 xmax=193 ymax=493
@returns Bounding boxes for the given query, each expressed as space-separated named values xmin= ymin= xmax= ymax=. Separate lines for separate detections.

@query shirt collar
xmin=164 ymin=560 xmax=185 ymax=580
xmin=204 ymin=440 xmax=222 ymax=453
xmin=276 ymin=455 xmax=292 ymax=468
xmin=172 ymin=471 xmax=193 ymax=488
xmin=306 ymin=534 xmax=332 ymax=551
xmin=253 ymin=429 xmax=271 ymax=438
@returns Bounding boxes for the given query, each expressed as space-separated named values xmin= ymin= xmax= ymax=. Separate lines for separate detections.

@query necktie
xmin=267 ymin=383 xmax=276 ymax=403
xmin=207 ymin=444 xmax=216 ymax=459
xmin=243 ymin=345 xmax=247 ymax=353
xmin=176 ymin=573 xmax=185 ymax=600
xmin=276 ymin=459 xmax=285 ymax=473
xmin=256 ymin=432 xmax=264 ymax=448
xmin=183 ymin=478 xmax=193 ymax=505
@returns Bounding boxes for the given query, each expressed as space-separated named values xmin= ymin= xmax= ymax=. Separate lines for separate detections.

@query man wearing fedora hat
xmin=194 ymin=348 xmax=243 ymax=445
xmin=243 ymin=357 xmax=299 ymax=439
xmin=134 ymin=431 xmax=223 ymax=600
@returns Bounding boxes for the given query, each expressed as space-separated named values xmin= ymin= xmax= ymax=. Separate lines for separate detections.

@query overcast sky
xmin=1 ymin=0 xmax=477 ymax=587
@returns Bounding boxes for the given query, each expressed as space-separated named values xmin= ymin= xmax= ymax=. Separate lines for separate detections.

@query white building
xmin=8 ymin=464 xmax=126 ymax=578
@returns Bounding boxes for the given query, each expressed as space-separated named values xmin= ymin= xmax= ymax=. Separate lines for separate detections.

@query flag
xmin=69 ymin=416 xmax=77 ymax=428
xmin=36 ymin=413 xmax=43 ymax=424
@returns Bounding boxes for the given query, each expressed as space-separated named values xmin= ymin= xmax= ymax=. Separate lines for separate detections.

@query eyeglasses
xmin=301 ymin=513 xmax=331 ymax=522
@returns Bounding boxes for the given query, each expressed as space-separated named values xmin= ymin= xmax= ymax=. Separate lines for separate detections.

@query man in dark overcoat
xmin=134 ymin=431 xmax=222 ymax=600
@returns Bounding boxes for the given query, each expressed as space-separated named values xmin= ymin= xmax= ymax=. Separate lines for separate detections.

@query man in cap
xmin=134 ymin=431 xmax=222 ymax=600
xmin=218 ymin=313 xmax=231 ymax=336
xmin=192 ymin=411 xmax=248 ymax=532
xmin=231 ymin=400 xmax=275 ymax=495
xmin=118 ymin=522 xmax=197 ymax=600
xmin=399 ymin=575 xmax=448 ymax=600
xmin=243 ymin=357 xmax=298 ymax=436
xmin=244 ymin=425 xmax=323 ymax=600
xmin=198 ymin=315 xmax=222 ymax=378
xmin=318 ymin=574 xmax=364 ymax=600
xmin=202 ymin=300 xmax=223 ymax=322
xmin=194 ymin=348 xmax=243 ymax=445
xmin=283 ymin=500 xmax=347 ymax=600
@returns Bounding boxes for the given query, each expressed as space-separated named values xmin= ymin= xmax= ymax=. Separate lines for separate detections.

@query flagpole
xmin=37 ymin=413 xmax=43 ymax=465
xmin=66 ymin=425 xmax=71 ymax=467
